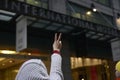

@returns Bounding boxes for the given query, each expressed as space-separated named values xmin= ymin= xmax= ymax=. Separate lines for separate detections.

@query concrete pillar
xmin=49 ymin=0 xmax=66 ymax=14
xmin=61 ymin=39 xmax=72 ymax=80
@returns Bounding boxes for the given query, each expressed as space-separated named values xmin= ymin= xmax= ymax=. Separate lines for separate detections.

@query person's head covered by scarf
xmin=15 ymin=33 xmax=64 ymax=80
xmin=15 ymin=59 xmax=49 ymax=80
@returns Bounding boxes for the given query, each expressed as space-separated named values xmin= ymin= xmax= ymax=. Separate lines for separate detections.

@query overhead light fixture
xmin=9 ymin=60 xmax=14 ymax=63
xmin=91 ymin=3 xmax=97 ymax=12
xmin=81 ymin=78 xmax=84 ymax=80
xmin=0 ymin=58 xmax=5 ymax=61
xmin=86 ymin=11 xmax=92 ymax=15
xmin=2 ymin=63 xmax=5 ymax=66
xmin=28 ymin=53 xmax=31 ymax=55
xmin=0 ymin=50 xmax=16 ymax=54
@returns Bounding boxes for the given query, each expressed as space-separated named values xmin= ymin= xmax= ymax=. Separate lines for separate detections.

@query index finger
xmin=54 ymin=33 xmax=57 ymax=41
xmin=57 ymin=33 xmax=62 ymax=41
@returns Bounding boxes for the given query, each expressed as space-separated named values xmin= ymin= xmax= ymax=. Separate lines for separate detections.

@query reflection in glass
xmin=0 ymin=49 xmax=50 ymax=80
xmin=26 ymin=0 xmax=48 ymax=9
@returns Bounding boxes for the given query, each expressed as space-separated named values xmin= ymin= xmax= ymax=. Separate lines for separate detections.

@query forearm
xmin=49 ymin=54 xmax=64 ymax=80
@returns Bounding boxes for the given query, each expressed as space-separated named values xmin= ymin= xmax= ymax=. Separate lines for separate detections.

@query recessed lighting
xmin=28 ymin=53 xmax=31 ymax=55
xmin=9 ymin=60 xmax=14 ymax=63
xmin=2 ymin=64 xmax=5 ymax=66
xmin=81 ymin=78 xmax=84 ymax=80
xmin=86 ymin=11 xmax=91 ymax=15
xmin=91 ymin=3 xmax=97 ymax=12
xmin=0 ymin=50 xmax=16 ymax=54
xmin=93 ymin=8 xmax=97 ymax=12
xmin=0 ymin=58 xmax=5 ymax=61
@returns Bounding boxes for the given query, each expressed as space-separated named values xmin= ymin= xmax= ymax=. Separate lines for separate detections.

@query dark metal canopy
xmin=0 ymin=0 xmax=119 ymax=41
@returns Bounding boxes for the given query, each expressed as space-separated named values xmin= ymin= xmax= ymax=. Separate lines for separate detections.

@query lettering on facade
xmin=0 ymin=0 xmax=120 ymax=37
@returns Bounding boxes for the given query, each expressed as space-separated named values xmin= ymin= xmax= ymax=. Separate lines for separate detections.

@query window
xmin=92 ymin=0 xmax=111 ymax=7
xmin=71 ymin=57 xmax=111 ymax=80
xmin=18 ymin=0 xmax=48 ymax=9
xmin=0 ymin=49 xmax=50 ymax=80
xmin=66 ymin=3 xmax=88 ymax=20
xmin=66 ymin=2 xmax=114 ymax=27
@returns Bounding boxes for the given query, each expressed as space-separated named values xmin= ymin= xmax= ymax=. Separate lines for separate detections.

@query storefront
xmin=0 ymin=0 xmax=119 ymax=80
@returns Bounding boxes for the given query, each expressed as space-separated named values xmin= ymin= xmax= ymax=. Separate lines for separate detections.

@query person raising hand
xmin=15 ymin=33 xmax=64 ymax=80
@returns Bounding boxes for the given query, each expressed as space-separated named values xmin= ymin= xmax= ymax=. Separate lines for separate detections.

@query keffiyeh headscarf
xmin=15 ymin=59 xmax=49 ymax=80
xmin=15 ymin=54 xmax=64 ymax=80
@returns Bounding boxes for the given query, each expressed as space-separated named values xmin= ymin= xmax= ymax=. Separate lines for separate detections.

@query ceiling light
xmin=0 ymin=58 xmax=5 ymax=61
xmin=86 ymin=11 xmax=91 ymax=15
xmin=81 ymin=78 xmax=84 ymax=80
xmin=0 ymin=50 xmax=16 ymax=54
xmin=93 ymin=8 xmax=97 ymax=12
xmin=91 ymin=3 xmax=97 ymax=12
xmin=28 ymin=53 xmax=31 ymax=55
xmin=2 ymin=64 xmax=5 ymax=66
xmin=9 ymin=60 xmax=14 ymax=63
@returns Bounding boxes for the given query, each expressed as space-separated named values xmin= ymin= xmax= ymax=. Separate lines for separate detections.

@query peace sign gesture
xmin=53 ymin=33 xmax=62 ymax=52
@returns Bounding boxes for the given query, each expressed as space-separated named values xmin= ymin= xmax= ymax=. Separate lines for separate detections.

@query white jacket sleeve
xmin=50 ymin=54 xmax=64 ymax=80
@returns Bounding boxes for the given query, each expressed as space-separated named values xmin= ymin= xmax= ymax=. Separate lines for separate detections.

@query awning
xmin=0 ymin=0 xmax=119 ymax=41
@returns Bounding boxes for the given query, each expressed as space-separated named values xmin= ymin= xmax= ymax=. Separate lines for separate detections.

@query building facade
xmin=0 ymin=0 xmax=120 ymax=80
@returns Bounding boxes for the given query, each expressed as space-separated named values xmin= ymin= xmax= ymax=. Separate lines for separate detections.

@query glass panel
xmin=72 ymin=13 xmax=81 ymax=18
xmin=99 ymin=0 xmax=106 ymax=4
xmin=81 ymin=14 xmax=86 ymax=20
xmin=0 ymin=49 xmax=50 ymax=80
xmin=71 ymin=57 xmax=111 ymax=80
xmin=66 ymin=2 xmax=113 ymax=27
xmin=0 ymin=10 xmax=16 ymax=16
xmin=0 ymin=58 xmax=26 ymax=80
xmin=98 ymin=0 xmax=111 ymax=7
xmin=94 ymin=0 xmax=111 ymax=7
xmin=26 ymin=0 xmax=48 ymax=9
xmin=71 ymin=57 xmax=104 ymax=68
xmin=0 ymin=15 xmax=12 ymax=21
xmin=26 ymin=0 xmax=41 ymax=7
xmin=42 ymin=2 xmax=48 ymax=9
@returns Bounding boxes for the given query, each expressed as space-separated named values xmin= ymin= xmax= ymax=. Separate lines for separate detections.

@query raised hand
xmin=53 ymin=33 xmax=62 ymax=52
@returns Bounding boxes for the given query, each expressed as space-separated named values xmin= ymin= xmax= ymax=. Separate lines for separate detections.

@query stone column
xmin=61 ymin=39 xmax=72 ymax=80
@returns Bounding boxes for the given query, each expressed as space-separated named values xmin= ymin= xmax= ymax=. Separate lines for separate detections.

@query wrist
xmin=53 ymin=50 xmax=60 ymax=54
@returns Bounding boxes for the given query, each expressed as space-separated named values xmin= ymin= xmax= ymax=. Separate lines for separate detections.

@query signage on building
xmin=0 ymin=0 xmax=120 ymax=37
xmin=111 ymin=40 xmax=120 ymax=61
xmin=16 ymin=16 xmax=27 ymax=52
